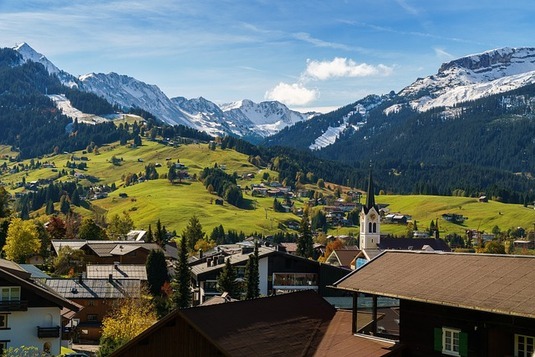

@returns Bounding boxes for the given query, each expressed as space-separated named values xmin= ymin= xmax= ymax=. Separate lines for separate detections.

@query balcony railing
xmin=37 ymin=326 xmax=60 ymax=338
xmin=0 ymin=300 xmax=28 ymax=311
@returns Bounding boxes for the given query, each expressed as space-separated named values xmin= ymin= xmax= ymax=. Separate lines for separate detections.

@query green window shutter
xmin=434 ymin=328 xmax=443 ymax=352
xmin=459 ymin=332 xmax=468 ymax=357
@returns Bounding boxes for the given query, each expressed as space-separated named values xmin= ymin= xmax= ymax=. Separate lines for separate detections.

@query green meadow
xmin=2 ymin=141 xmax=535 ymax=238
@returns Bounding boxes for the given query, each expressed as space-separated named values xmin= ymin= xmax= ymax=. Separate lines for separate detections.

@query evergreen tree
xmin=71 ymin=189 xmax=81 ymax=206
xmin=59 ymin=194 xmax=70 ymax=215
xmin=146 ymin=224 xmax=154 ymax=243
xmin=297 ymin=211 xmax=314 ymax=258
xmin=45 ymin=199 xmax=55 ymax=215
xmin=182 ymin=215 xmax=205 ymax=252
xmin=217 ymin=258 xmax=241 ymax=299
xmin=172 ymin=236 xmax=192 ymax=309
xmin=210 ymin=225 xmax=226 ymax=245
xmin=146 ymin=250 xmax=169 ymax=296
xmin=244 ymin=242 xmax=260 ymax=299
xmin=155 ymin=219 xmax=165 ymax=245
xmin=0 ymin=187 xmax=10 ymax=218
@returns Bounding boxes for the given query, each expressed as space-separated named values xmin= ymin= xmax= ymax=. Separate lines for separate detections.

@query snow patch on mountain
xmin=386 ymin=47 xmax=535 ymax=114
xmin=309 ymin=101 xmax=377 ymax=150
xmin=48 ymin=94 xmax=115 ymax=125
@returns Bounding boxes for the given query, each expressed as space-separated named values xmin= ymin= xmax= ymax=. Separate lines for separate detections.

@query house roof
xmin=111 ymin=290 xmax=401 ymax=357
xmin=45 ymin=278 xmax=141 ymax=299
xmin=190 ymin=246 xmax=276 ymax=278
xmin=19 ymin=264 xmax=51 ymax=279
xmin=86 ymin=264 xmax=148 ymax=280
xmin=112 ymin=290 xmax=335 ymax=356
xmin=314 ymin=310 xmax=400 ymax=356
xmin=328 ymin=249 xmax=362 ymax=267
xmin=0 ymin=260 xmax=80 ymax=312
xmin=51 ymin=239 xmax=164 ymax=258
xmin=335 ymin=251 xmax=535 ymax=319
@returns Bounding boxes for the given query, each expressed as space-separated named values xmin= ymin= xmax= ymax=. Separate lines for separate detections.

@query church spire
xmin=366 ymin=169 xmax=376 ymax=210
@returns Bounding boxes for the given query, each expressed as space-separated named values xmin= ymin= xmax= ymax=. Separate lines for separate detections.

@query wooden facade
xmin=399 ymin=299 xmax=535 ymax=357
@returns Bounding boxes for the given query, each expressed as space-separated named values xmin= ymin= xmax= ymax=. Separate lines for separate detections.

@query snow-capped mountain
xmin=385 ymin=47 xmax=535 ymax=114
xmin=77 ymin=72 xmax=193 ymax=127
xmin=267 ymin=47 xmax=535 ymax=152
xmin=12 ymin=42 xmax=315 ymax=139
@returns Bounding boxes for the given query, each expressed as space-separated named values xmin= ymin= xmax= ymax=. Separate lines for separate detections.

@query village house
xmin=45 ymin=276 xmax=140 ymax=342
xmin=0 ymin=260 xmax=80 ymax=355
xmin=109 ymin=290 xmax=402 ymax=357
xmin=51 ymin=240 xmax=166 ymax=265
xmin=190 ymin=245 xmax=348 ymax=305
xmin=334 ymin=251 xmax=535 ymax=357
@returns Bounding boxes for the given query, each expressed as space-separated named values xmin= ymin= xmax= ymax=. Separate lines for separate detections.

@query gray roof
xmin=86 ymin=264 xmax=148 ymax=280
xmin=45 ymin=278 xmax=141 ymax=299
xmin=19 ymin=264 xmax=51 ymax=279
xmin=335 ymin=251 xmax=535 ymax=319
xmin=51 ymin=240 xmax=164 ymax=257
xmin=191 ymin=246 xmax=276 ymax=278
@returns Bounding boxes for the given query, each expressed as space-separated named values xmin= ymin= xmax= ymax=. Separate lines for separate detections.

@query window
xmin=372 ymin=222 xmax=377 ymax=233
xmin=368 ymin=222 xmax=372 ymax=233
xmin=0 ymin=287 xmax=20 ymax=301
xmin=0 ymin=314 xmax=8 ymax=328
xmin=434 ymin=327 xmax=467 ymax=357
xmin=443 ymin=328 xmax=460 ymax=356
xmin=87 ymin=314 xmax=98 ymax=322
xmin=0 ymin=341 xmax=8 ymax=355
xmin=515 ymin=334 xmax=535 ymax=357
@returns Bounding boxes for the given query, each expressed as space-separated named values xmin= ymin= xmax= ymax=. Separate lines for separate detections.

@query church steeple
xmin=366 ymin=169 xmax=376 ymax=211
xmin=360 ymin=168 xmax=381 ymax=250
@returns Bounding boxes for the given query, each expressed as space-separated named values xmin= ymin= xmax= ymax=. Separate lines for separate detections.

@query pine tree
xmin=71 ymin=189 xmax=81 ymax=206
xmin=146 ymin=250 xmax=169 ymax=296
xmin=244 ymin=242 xmax=260 ymax=299
xmin=297 ymin=211 xmax=314 ymax=258
xmin=172 ymin=236 xmax=191 ymax=309
xmin=217 ymin=258 xmax=241 ymax=299
xmin=45 ymin=199 xmax=55 ymax=215
xmin=182 ymin=215 xmax=205 ymax=252
xmin=146 ymin=224 xmax=154 ymax=243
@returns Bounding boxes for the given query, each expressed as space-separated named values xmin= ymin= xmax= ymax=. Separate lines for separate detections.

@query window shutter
xmin=459 ymin=332 xmax=468 ymax=357
xmin=434 ymin=328 xmax=442 ymax=352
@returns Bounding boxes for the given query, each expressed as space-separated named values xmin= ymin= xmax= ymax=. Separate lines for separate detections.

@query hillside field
xmin=2 ymin=141 xmax=535 ymax=239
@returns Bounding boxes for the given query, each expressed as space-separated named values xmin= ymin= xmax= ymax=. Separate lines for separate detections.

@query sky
xmin=1 ymin=1 xmax=535 ymax=113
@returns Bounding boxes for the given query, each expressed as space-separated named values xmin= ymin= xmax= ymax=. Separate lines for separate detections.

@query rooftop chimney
xmin=108 ymin=274 xmax=113 ymax=283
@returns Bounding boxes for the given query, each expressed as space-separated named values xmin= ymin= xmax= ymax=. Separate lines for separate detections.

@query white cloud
xmin=304 ymin=58 xmax=393 ymax=80
xmin=434 ymin=47 xmax=455 ymax=61
xmin=265 ymin=82 xmax=319 ymax=106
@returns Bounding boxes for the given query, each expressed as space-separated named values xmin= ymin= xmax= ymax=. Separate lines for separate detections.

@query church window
xmin=373 ymin=223 xmax=377 ymax=233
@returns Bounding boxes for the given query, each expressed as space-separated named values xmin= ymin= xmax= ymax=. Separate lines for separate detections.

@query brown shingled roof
xmin=335 ymin=251 xmax=535 ymax=319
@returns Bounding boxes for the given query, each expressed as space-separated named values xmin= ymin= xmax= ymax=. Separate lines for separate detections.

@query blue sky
xmin=1 ymin=0 xmax=535 ymax=112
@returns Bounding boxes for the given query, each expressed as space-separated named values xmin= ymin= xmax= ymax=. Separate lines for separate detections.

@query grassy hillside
xmin=376 ymin=194 xmax=535 ymax=237
xmin=2 ymin=140 xmax=535 ymax=239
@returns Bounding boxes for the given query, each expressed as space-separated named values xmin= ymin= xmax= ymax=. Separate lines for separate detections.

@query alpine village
xmin=0 ymin=43 xmax=535 ymax=357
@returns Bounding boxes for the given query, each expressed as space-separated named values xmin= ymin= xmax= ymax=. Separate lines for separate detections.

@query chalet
xmin=51 ymin=240 xmax=166 ymax=265
xmin=334 ymin=251 xmax=535 ymax=357
xmin=384 ymin=213 xmax=408 ymax=224
xmin=110 ymin=290 xmax=402 ymax=357
xmin=0 ymin=260 xmax=80 ymax=355
xmin=324 ymin=249 xmax=362 ymax=270
xmin=45 ymin=276 xmax=140 ymax=342
xmin=190 ymin=246 xmax=348 ymax=305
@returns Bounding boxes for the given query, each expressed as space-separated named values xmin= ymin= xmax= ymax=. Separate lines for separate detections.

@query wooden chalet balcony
xmin=37 ymin=326 xmax=60 ymax=338
xmin=0 ymin=300 xmax=28 ymax=311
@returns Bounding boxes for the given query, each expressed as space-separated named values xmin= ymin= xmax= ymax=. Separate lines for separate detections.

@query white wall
xmin=5 ymin=307 xmax=62 ymax=355
xmin=258 ymin=256 xmax=269 ymax=296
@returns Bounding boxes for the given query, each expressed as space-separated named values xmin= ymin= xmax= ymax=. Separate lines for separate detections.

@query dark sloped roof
xmin=51 ymin=240 xmax=164 ymax=258
xmin=331 ymin=249 xmax=362 ymax=267
xmin=378 ymin=237 xmax=451 ymax=251
xmin=335 ymin=251 xmax=535 ymax=319
xmin=180 ymin=290 xmax=335 ymax=356
xmin=111 ymin=290 xmax=402 ymax=357
xmin=46 ymin=278 xmax=141 ymax=299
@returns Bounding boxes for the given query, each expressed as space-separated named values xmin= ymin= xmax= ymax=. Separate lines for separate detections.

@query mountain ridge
xmin=12 ymin=42 xmax=315 ymax=140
